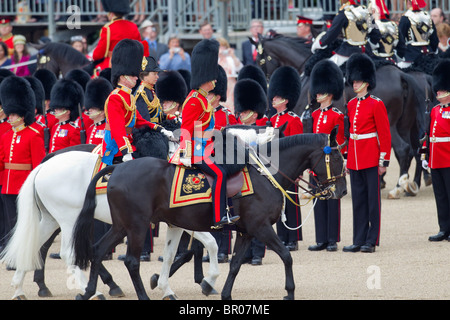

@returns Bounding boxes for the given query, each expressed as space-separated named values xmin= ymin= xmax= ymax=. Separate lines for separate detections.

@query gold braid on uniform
xmin=136 ymin=83 xmax=162 ymax=123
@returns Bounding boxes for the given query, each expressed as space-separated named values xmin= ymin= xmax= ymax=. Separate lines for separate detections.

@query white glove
xmin=180 ymin=156 xmax=191 ymax=167
xmin=161 ymin=128 xmax=177 ymax=142
xmin=123 ymin=153 xmax=133 ymax=162
xmin=257 ymin=127 xmax=275 ymax=145
xmin=311 ymin=32 xmax=327 ymax=54
xmin=422 ymin=160 xmax=429 ymax=170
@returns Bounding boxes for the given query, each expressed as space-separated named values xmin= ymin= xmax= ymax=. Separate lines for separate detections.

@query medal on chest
xmin=442 ymin=110 xmax=450 ymax=119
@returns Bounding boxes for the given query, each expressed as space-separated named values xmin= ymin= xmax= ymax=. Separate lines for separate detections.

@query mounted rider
xmin=397 ymin=0 xmax=439 ymax=70
xmin=101 ymin=39 xmax=174 ymax=165
xmin=172 ymin=39 xmax=239 ymax=228
xmin=311 ymin=0 xmax=380 ymax=66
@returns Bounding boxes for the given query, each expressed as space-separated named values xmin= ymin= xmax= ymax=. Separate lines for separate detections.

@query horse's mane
xmin=265 ymin=35 xmax=312 ymax=57
xmin=41 ymin=42 xmax=89 ymax=66
xmin=278 ymin=133 xmax=326 ymax=151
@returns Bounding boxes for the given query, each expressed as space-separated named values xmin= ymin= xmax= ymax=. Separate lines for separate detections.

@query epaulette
xmin=69 ymin=121 xmax=78 ymax=128
xmin=370 ymin=95 xmax=382 ymax=101
xmin=35 ymin=120 xmax=46 ymax=127
xmin=288 ymin=111 xmax=300 ymax=118
xmin=332 ymin=107 xmax=343 ymax=114
xmin=111 ymin=88 xmax=120 ymax=95
xmin=28 ymin=126 xmax=40 ymax=134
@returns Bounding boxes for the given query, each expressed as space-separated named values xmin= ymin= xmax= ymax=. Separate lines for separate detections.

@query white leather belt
xmin=430 ymin=136 xmax=450 ymax=143
xmin=350 ymin=132 xmax=377 ymax=140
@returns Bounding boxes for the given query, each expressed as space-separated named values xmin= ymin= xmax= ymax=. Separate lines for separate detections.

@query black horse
xmin=72 ymin=128 xmax=347 ymax=300
xmin=255 ymin=33 xmax=429 ymax=198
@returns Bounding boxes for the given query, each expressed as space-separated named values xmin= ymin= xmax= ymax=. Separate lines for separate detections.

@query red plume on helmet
xmin=411 ymin=0 xmax=426 ymax=10
xmin=375 ymin=0 xmax=390 ymax=19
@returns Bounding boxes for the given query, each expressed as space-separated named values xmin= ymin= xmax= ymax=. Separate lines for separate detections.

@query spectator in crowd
xmin=217 ymin=37 xmax=242 ymax=112
xmin=140 ymin=20 xmax=168 ymax=62
xmin=437 ymin=22 xmax=450 ymax=52
xmin=431 ymin=7 xmax=446 ymax=27
xmin=159 ymin=36 xmax=191 ymax=71
xmin=199 ymin=21 xmax=215 ymax=39
xmin=241 ymin=19 xmax=264 ymax=66
xmin=12 ymin=35 xmax=31 ymax=77
xmin=0 ymin=42 xmax=11 ymax=68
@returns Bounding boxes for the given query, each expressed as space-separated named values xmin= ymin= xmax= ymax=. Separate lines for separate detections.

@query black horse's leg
xmin=98 ymin=264 xmax=125 ymax=298
xmin=76 ymin=227 xmax=126 ymax=300
xmin=123 ymin=226 xmax=150 ymax=300
xmin=255 ymin=225 xmax=295 ymax=300
xmin=221 ymin=231 xmax=252 ymax=300
xmin=192 ymin=239 xmax=205 ymax=284
xmin=33 ymin=228 xmax=60 ymax=297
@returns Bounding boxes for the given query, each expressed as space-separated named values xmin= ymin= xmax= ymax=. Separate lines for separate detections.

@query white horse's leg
xmin=11 ymin=270 xmax=27 ymax=300
xmin=193 ymin=231 xmax=220 ymax=295
xmin=157 ymin=227 xmax=183 ymax=300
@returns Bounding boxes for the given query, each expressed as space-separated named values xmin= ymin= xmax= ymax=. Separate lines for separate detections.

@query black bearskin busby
xmin=84 ymin=77 xmax=113 ymax=111
xmin=49 ymin=79 xmax=84 ymax=122
xmin=190 ymin=39 xmax=219 ymax=90
xmin=268 ymin=66 xmax=302 ymax=111
xmin=346 ymin=53 xmax=376 ymax=90
xmin=24 ymin=76 xmax=45 ymax=115
xmin=111 ymin=39 xmax=144 ymax=87
xmin=177 ymin=69 xmax=191 ymax=90
xmin=209 ymin=65 xmax=227 ymax=102
xmin=0 ymin=76 xmax=36 ymax=126
xmin=65 ymin=68 xmax=91 ymax=91
xmin=310 ymin=59 xmax=344 ymax=101
xmin=99 ymin=68 xmax=112 ymax=84
xmin=33 ymin=69 xmax=57 ymax=101
xmin=237 ymin=64 xmax=268 ymax=94
xmin=101 ymin=0 xmax=130 ymax=15
xmin=155 ymin=70 xmax=188 ymax=105
xmin=432 ymin=59 xmax=450 ymax=94
xmin=234 ymin=79 xmax=268 ymax=119
xmin=0 ymin=68 xmax=14 ymax=79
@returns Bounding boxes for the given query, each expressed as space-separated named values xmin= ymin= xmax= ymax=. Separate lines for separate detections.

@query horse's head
xmin=252 ymin=34 xmax=280 ymax=80
xmin=308 ymin=127 xmax=347 ymax=199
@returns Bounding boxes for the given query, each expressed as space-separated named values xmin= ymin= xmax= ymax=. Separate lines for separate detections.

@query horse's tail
xmin=0 ymin=164 xmax=44 ymax=271
xmin=73 ymin=164 xmax=116 ymax=270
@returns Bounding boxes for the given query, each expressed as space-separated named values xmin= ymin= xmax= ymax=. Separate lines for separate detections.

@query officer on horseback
xmin=101 ymin=39 xmax=174 ymax=165
xmin=176 ymin=39 xmax=239 ymax=228
xmin=397 ymin=0 xmax=439 ymax=70
xmin=311 ymin=0 xmax=380 ymax=66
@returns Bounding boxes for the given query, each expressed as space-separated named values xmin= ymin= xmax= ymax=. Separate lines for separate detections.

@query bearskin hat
xmin=111 ymin=39 xmax=144 ymax=87
xmin=0 ymin=68 xmax=14 ymax=78
xmin=155 ymin=70 xmax=187 ymax=105
xmin=177 ymin=69 xmax=191 ymax=90
xmin=237 ymin=64 xmax=268 ymax=94
xmin=33 ymin=69 xmax=57 ymax=100
xmin=0 ymin=76 xmax=36 ymax=126
xmin=432 ymin=59 xmax=450 ymax=94
xmin=101 ymin=0 xmax=130 ymax=15
xmin=310 ymin=59 xmax=344 ymax=101
xmin=209 ymin=65 xmax=227 ymax=102
xmin=65 ymin=68 xmax=91 ymax=91
xmin=24 ymin=76 xmax=46 ymax=115
xmin=190 ymin=39 xmax=219 ymax=89
xmin=84 ymin=77 xmax=113 ymax=111
xmin=268 ymin=66 xmax=302 ymax=111
xmin=346 ymin=53 xmax=376 ymax=90
xmin=49 ymin=79 xmax=84 ymax=122
xmin=234 ymin=79 xmax=268 ymax=119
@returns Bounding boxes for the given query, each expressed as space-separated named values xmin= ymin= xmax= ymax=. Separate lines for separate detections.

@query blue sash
xmin=102 ymin=115 xmax=136 ymax=165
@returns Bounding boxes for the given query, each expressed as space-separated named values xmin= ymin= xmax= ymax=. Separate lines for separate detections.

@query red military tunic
xmin=75 ymin=112 xmax=94 ymax=131
xmin=41 ymin=111 xmax=58 ymax=132
xmin=214 ymin=105 xmax=238 ymax=130
xmin=102 ymin=85 xmax=160 ymax=164
xmin=312 ymin=105 xmax=346 ymax=153
xmin=0 ymin=125 xmax=45 ymax=194
xmin=29 ymin=119 xmax=46 ymax=140
xmin=270 ymin=110 xmax=303 ymax=136
xmin=178 ymin=89 xmax=215 ymax=163
xmin=1 ymin=33 xmax=14 ymax=56
xmin=428 ymin=104 xmax=450 ymax=169
xmin=92 ymin=18 xmax=149 ymax=73
xmin=87 ymin=119 xmax=106 ymax=145
xmin=49 ymin=120 xmax=81 ymax=153
xmin=347 ymin=94 xmax=391 ymax=170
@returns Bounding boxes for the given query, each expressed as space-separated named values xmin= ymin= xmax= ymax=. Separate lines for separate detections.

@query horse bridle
xmin=256 ymin=42 xmax=279 ymax=80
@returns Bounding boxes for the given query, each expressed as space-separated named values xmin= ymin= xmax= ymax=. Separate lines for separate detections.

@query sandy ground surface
xmin=0 ymin=159 xmax=448 ymax=301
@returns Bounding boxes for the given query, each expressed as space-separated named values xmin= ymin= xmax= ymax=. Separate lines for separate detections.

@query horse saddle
xmin=169 ymin=166 xmax=254 ymax=208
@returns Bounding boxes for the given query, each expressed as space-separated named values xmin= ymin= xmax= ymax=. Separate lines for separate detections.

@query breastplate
xmin=405 ymin=10 xmax=433 ymax=46
xmin=374 ymin=20 xmax=399 ymax=57
xmin=343 ymin=5 xmax=369 ymax=46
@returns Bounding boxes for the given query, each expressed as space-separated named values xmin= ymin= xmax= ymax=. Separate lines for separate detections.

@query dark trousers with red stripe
xmin=196 ymin=159 xmax=227 ymax=224
xmin=349 ymin=166 xmax=381 ymax=246
xmin=431 ymin=167 xmax=450 ymax=233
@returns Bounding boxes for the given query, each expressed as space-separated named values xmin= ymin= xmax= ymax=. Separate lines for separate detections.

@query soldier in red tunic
xmin=48 ymin=79 xmax=84 ymax=153
xmin=423 ymin=60 xmax=450 ymax=242
xmin=0 ymin=18 xmax=14 ymax=56
xmin=102 ymin=39 xmax=173 ymax=165
xmin=343 ymin=53 xmax=391 ymax=253
xmin=0 ymin=76 xmax=45 ymax=246
xmin=85 ymin=77 xmax=113 ymax=145
xmin=307 ymin=59 xmax=346 ymax=252
xmin=268 ymin=66 xmax=303 ymax=252
xmin=176 ymin=39 xmax=239 ymax=228
xmin=92 ymin=0 xmax=149 ymax=76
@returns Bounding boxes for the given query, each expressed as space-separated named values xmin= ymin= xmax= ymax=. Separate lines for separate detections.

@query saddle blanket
xmin=169 ymin=166 xmax=254 ymax=208
xmin=92 ymin=155 xmax=108 ymax=194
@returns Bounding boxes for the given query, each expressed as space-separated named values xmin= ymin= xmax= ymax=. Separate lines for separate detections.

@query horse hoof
xmin=150 ymin=274 xmax=159 ymax=290
xmin=109 ymin=286 xmax=125 ymax=298
xmin=283 ymin=295 xmax=294 ymax=300
xmin=38 ymin=287 xmax=53 ymax=298
xmin=388 ymin=187 xmax=402 ymax=199
xmin=404 ymin=182 xmax=419 ymax=196
xmin=201 ymin=279 xmax=214 ymax=296
xmin=163 ymin=294 xmax=177 ymax=300
xmin=12 ymin=295 xmax=27 ymax=300
xmin=425 ymin=177 xmax=432 ymax=187
xmin=90 ymin=294 xmax=106 ymax=300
